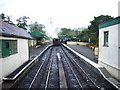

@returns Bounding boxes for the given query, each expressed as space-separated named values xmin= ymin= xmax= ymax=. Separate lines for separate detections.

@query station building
xmin=99 ymin=16 xmax=120 ymax=81
xmin=0 ymin=20 xmax=34 ymax=84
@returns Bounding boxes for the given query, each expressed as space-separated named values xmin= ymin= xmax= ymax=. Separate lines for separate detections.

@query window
xmin=104 ymin=31 xmax=109 ymax=47
xmin=9 ymin=40 xmax=17 ymax=55
xmin=0 ymin=40 xmax=17 ymax=58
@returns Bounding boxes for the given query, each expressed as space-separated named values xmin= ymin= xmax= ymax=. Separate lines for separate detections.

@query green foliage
xmin=29 ymin=22 xmax=45 ymax=33
xmin=58 ymin=28 xmax=81 ymax=41
xmin=58 ymin=28 xmax=71 ymax=36
xmin=0 ymin=13 xmax=14 ymax=25
xmin=77 ymin=28 xmax=90 ymax=42
xmin=58 ymin=28 xmax=70 ymax=39
xmin=16 ymin=16 xmax=29 ymax=29
xmin=88 ymin=15 xmax=114 ymax=46
xmin=0 ymin=13 xmax=46 ymax=34
xmin=57 ymin=15 xmax=114 ymax=46
xmin=0 ymin=13 xmax=5 ymax=20
xmin=77 ymin=15 xmax=113 ymax=46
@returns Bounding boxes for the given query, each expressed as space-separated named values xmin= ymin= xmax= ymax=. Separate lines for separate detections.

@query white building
xmin=99 ymin=16 xmax=120 ymax=80
xmin=0 ymin=20 xmax=34 ymax=84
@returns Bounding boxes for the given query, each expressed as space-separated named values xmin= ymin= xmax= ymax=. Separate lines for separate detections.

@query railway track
xmin=13 ymin=46 xmax=59 ymax=89
xmin=59 ymin=46 xmax=99 ymax=89
xmin=11 ymin=45 xmax=117 ymax=89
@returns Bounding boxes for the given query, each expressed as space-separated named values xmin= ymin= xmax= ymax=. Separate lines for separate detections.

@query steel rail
xmin=28 ymin=47 xmax=53 ymax=89
xmin=44 ymin=54 xmax=53 ymax=89
xmin=61 ymin=47 xmax=83 ymax=88
xmin=62 ymin=46 xmax=100 ymax=89
xmin=45 ymin=47 xmax=57 ymax=89
xmin=3 ymin=45 xmax=52 ymax=81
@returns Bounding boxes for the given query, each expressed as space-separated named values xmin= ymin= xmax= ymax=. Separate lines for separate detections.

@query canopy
xmin=30 ymin=30 xmax=45 ymax=38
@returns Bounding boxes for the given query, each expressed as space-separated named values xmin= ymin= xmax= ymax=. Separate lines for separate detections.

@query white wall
xmin=99 ymin=24 xmax=120 ymax=80
xmin=29 ymin=40 xmax=36 ymax=47
xmin=0 ymin=37 xmax=29 ymax=81
xmin=118 ymin=24 xmax=120 ymax=79
xmin=0 ymin=58 xmax=2 ymax=89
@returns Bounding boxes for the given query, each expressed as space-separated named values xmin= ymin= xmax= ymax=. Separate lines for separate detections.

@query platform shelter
xmin=30 ymin=30 xmax=46 ymax=45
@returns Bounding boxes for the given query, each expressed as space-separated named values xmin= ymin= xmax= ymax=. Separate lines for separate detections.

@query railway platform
xmin=2 ymin=44 xmax=120 ymax=89
xmin=30 ymin=44 xmax=49 ymax=60
xmin=63 ymin=44 xmax=120 ymax=89
xmin=2 ymin=44 xmax=50 ymax=89
xmin=66 ymin=44 xmax=98 ymax=63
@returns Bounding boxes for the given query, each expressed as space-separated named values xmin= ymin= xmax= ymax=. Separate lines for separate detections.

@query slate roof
xmin=0 ymin=20 xmax=34 ymax=39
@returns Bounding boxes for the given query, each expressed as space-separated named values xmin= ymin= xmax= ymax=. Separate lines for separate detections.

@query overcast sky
xmin=0 ymin=0 xmax=119 ymax=37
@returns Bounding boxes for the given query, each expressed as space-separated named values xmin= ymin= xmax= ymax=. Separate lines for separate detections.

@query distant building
xmin=45 ymin=37 xmax=51 ymax=43
xmin=99 ymin=16 xmax=120 ymax=80
xmin=30 ymin=30 xmax=46 ymax=45
xmin=0 ymin=20 xmax=34 ymax=84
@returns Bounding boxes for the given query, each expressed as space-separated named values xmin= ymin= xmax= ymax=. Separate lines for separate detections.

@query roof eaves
xmin=0 ymin=33 xmax=34 ymax=40
xmin=99 ymin=16 xmax=120 ymax=29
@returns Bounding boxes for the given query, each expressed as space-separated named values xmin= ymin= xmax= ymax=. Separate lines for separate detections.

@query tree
xmin=29 ymin=22 xmax=45 ymax=33
xmin=0 ymin=13 xmax=5 ymax=21
xmin=16 ymin=16 xmax=29 ymax=29
xmin=0 ymin=13 xmax=14 ymax=25
xmin=58 ymin=28 xmax=71 ymax=39
xmin=77 ymin=29 xmax=90 ymax=42
xmin=88 ymin=15 xmax=114 ymax=45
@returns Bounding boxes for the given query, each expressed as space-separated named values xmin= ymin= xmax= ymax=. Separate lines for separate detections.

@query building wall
xmin=0 ymin=37 xmax=29 ymax=81
xmin=118 ymin=24 xmax=120 ymax=80
xmin=0 ymin=58 xmax=2 ymax=88
xmin=99 ymin=24 xmax=120 ymax=80
xmin=28 ymin=40 xmax=36 ymax=47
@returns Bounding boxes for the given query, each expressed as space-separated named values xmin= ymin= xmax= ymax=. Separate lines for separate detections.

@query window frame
xmin=0 ymin=40 xmax=18 ymax=58
xmin=103 ymin=31 xmax=109 ymax=47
